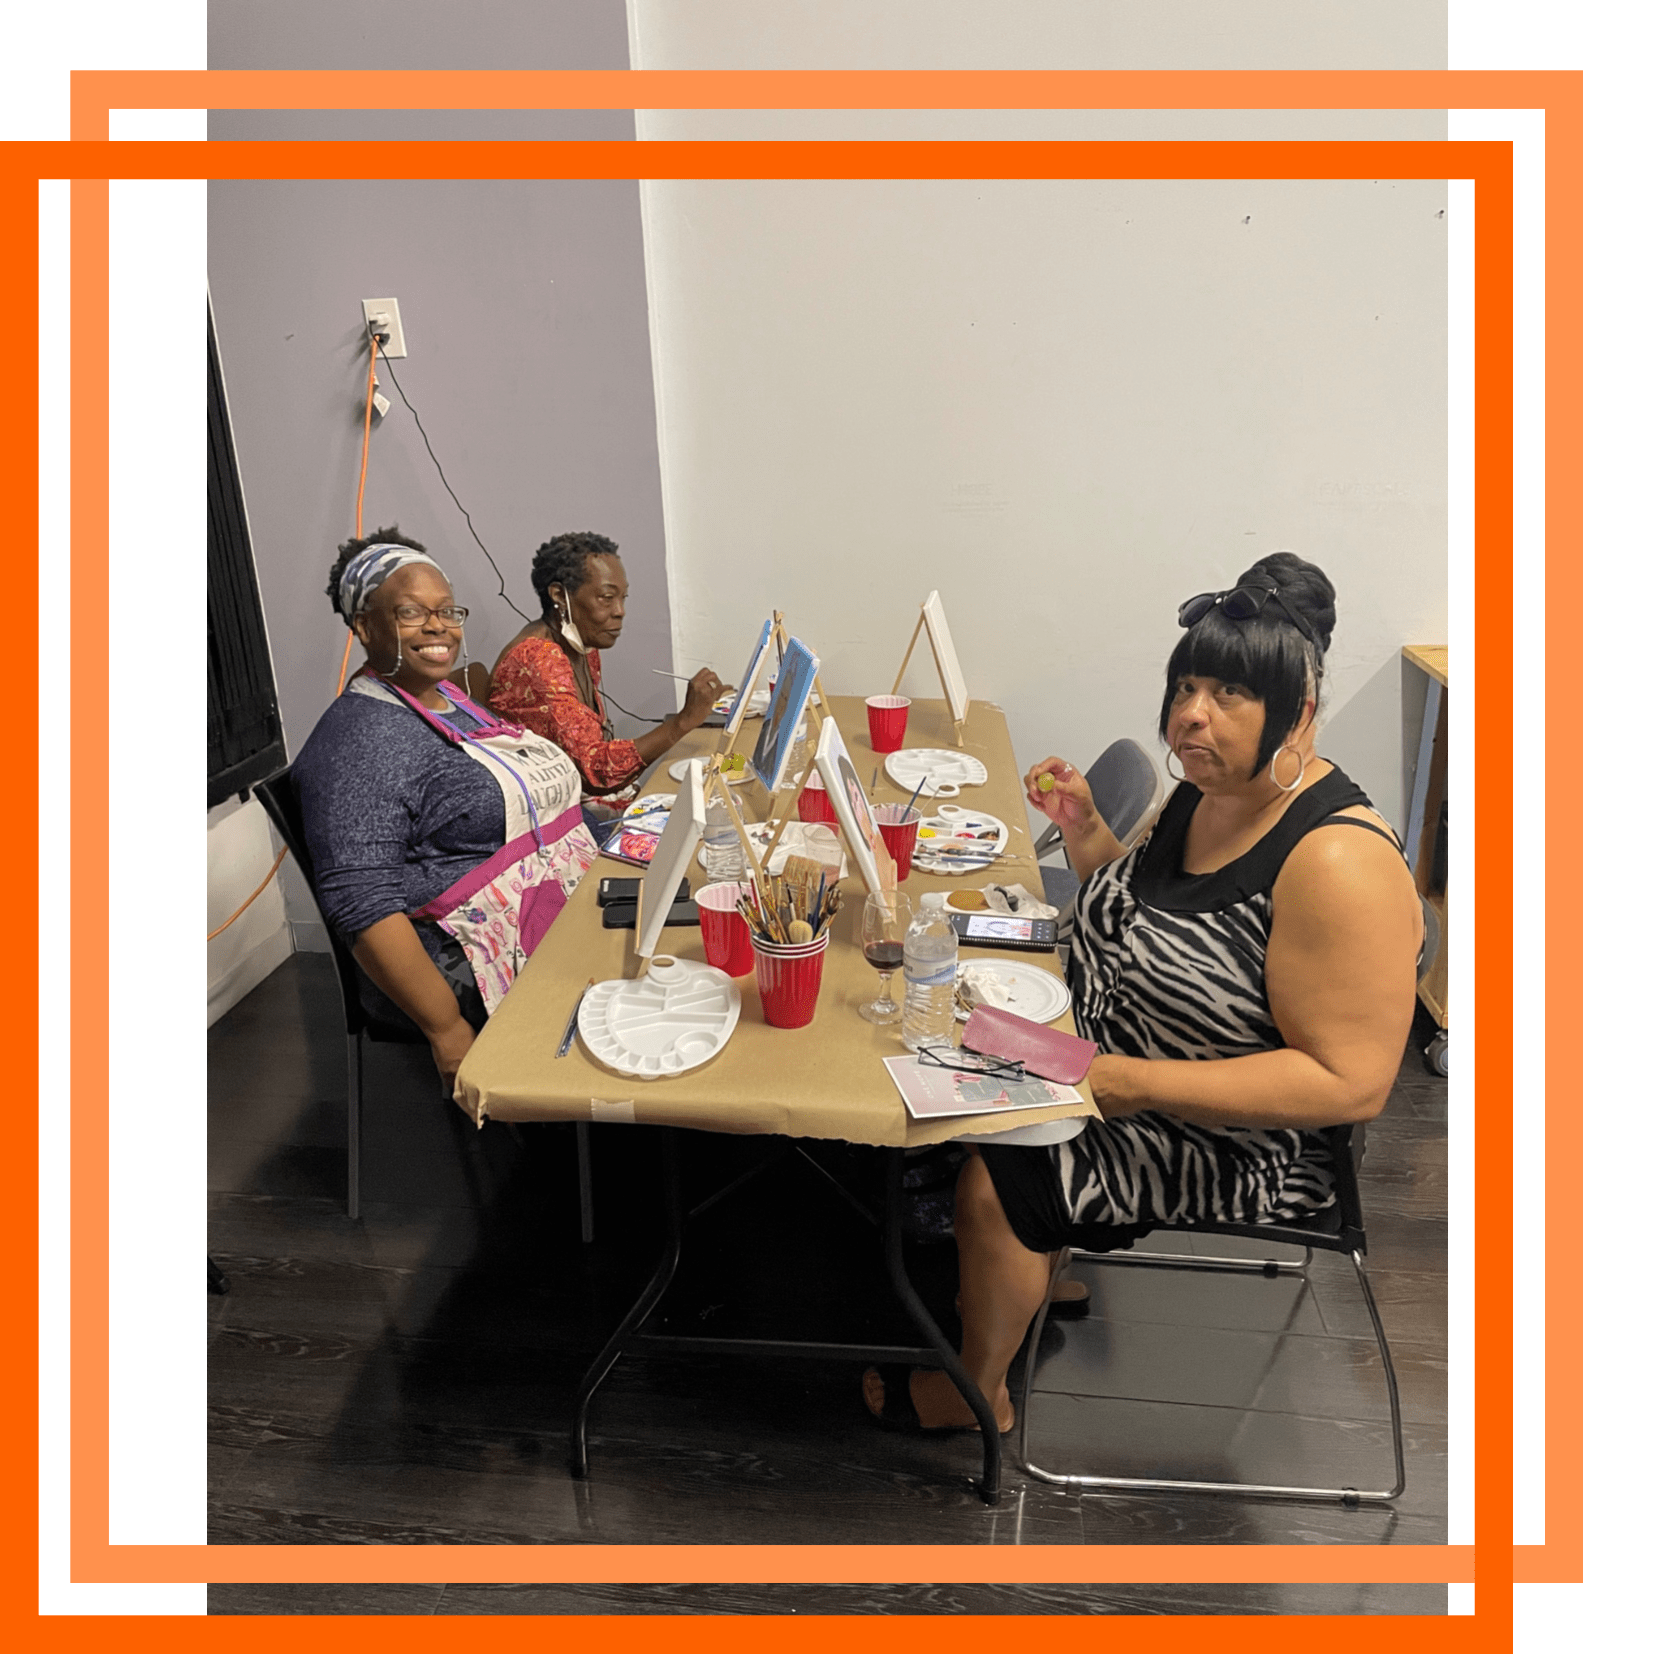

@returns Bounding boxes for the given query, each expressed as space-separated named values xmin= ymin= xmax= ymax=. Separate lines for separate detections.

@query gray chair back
xmin=1035 ymin=737 xmax=1163 ymax=862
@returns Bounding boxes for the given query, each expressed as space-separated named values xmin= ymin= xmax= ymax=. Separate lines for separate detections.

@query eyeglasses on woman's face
xmin=389 ymin=602 xmax=468 ymax=627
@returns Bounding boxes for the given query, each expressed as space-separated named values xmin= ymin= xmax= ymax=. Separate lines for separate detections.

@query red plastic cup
xmin=751 ymin=932 xmax=830 ymax=1028
xmin=798 ymin=773 xmax=840 ymax=828
xmin=694 ymin=881 xmax=755 ymax=976
xmin=865 ymin=695 xmax=911 ymax=753
xmin=873 ymin=803 xmax=921 ymax=882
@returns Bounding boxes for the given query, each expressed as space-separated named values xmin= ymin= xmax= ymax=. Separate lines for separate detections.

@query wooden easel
xmin=772 ymin=612 xmax=837 ymax=733
xmin=712 ymin=610 xmax=833 ymax=761
xmin=890 ymin=603 xmax=967 ymax=747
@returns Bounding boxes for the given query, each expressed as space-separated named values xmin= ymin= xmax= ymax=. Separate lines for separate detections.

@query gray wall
xmin=207 ymin=0 xmax=676 ymax=769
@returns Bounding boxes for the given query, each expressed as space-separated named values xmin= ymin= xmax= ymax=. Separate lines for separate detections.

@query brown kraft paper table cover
xmin=453 ymin=696 xmax=1098 ymax=1148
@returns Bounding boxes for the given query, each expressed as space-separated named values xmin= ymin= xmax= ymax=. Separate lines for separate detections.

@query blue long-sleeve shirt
xmin=290 ymin=691 xmax=505 ymax=949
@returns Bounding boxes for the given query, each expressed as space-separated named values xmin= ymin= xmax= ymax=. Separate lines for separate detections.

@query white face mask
xmin=552 ymin=587 xmax=588 ymax=655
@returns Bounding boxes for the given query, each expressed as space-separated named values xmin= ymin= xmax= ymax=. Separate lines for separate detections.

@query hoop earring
xmin=1164 ymin=748 xmax=1186 ymax=782
xmin=1269 ymin=746 xmax=1306 ymax=793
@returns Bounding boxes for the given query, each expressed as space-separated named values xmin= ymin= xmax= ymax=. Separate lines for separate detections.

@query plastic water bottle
xmin=702 ymin=791 xmax=749 ymax=883
xmin=901 ymin=892 xmax=959 ymax=1052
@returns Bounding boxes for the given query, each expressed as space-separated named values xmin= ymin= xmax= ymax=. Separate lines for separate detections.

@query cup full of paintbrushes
xmin=740 ymin=865 xmax=843 ymax=1027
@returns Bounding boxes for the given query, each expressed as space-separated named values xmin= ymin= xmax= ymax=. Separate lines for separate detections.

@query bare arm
xmin=352 ymin=912 xmax=475 ymax=1092
xmin=1023 ymin=757 xmax=1128 ymax=884
xmin=631 ymin=668 xmax=732 ymax=765
xmin=1085 ymin=824 xmax=1422 ymax=1128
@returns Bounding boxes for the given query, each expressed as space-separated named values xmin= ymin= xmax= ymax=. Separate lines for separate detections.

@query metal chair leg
xmin=346 ymin=1031 xmax=363 ymax=1221
xmin=1015 ymin=1245 xmax=1405 ymax=1503
xmin=1351 ymin=1248 xmax=1407 ymax=1501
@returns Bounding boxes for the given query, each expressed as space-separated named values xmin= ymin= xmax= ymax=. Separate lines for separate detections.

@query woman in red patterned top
xmin=487 ymin=531 xmax=730 ymax=813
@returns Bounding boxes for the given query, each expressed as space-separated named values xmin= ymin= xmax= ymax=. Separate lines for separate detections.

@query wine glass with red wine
xmin=859 ymin=889 xmax=912 ymax=1024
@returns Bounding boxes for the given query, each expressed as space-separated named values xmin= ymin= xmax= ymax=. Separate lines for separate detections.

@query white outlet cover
xmin=361 ymin=296 xmax=407 ymax=358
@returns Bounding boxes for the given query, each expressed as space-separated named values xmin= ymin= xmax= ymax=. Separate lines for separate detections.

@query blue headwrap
xmin=336 ymin=542 xmax=446 ymax=621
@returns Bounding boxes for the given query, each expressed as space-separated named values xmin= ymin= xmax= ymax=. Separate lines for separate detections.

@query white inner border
xmin=33 ymin=95 xmax=1547 ymax=1622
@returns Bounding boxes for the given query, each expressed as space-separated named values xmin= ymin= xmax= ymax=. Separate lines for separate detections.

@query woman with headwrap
xmin=291 ymin=528 xmax=598 ymax=1091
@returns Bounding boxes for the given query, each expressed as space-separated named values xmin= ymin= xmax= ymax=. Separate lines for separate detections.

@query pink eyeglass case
xmin=960 ymin=1005 xmax=1097 ymax=1087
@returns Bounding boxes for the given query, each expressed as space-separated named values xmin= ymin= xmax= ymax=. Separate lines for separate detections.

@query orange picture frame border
xmin=6 ymin=66 xmax=1580 ymax=1634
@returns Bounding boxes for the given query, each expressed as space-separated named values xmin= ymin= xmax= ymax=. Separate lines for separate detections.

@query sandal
xmin=1048 ymin=1281 xmax=1090 ymax=1320
xmin=861 ymin=1366 xmax=1010 ymax=1436
xmin=862 ymin=1366 xmax=975 ymax=1436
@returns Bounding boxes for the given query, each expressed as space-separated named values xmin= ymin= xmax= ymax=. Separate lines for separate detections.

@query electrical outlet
xmin=361 ymin=297 xmax=407 ymax=358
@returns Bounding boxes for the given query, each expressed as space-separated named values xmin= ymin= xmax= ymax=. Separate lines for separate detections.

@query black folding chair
xmin=1013 ymin=911 xmax=1440 ymax=1504
xmin=252 ymin=766 xmax=425 ymax=1219
xmin=252 ymin=765 xmax=597 ymax=1233
xmin=1015 ymin=1124 xmax=1405 ymax=1504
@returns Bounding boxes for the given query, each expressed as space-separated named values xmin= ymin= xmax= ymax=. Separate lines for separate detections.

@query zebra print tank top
xmin=1053 ymin=765 xmax=1392 ymax=1231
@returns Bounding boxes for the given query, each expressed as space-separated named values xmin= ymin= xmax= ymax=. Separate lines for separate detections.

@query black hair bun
xmin=1240 ymin=551 xmax=1336 ymax=653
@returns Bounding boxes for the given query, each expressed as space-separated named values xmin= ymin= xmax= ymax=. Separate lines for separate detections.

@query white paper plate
xmin=954 ymin=959 xmax=1071 ymax=1024
xmin=954 ymin=1115 xmax=1090 ymax=1146
xmin=881 ymin=747 xmax=988 ymax=798
xmin=578 ymin=959 xmax=741 ymax=1079
xmin=913 ymin=807 xmax=1008 ymax=875
xmin=669 ymin=757 xmax=757 ymax=784
xmin=714 ymin=687 xmax=771 ymax=722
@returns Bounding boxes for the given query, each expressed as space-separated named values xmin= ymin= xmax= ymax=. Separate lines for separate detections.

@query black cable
xmin=373 ymin=346 xmax=534 ymax=624
xmin=371 ymin=329 xmax=678 ymax=728
xmin=600 ymin=691 xmax=669 ymax=726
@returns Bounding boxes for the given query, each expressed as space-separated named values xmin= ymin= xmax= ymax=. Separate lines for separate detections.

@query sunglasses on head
xmin=1177 ymin=583 xmax=1318 ymax=647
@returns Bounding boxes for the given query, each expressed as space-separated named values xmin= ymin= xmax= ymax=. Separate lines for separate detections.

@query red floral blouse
xmin=487 ymin=636 xmax=644 ymax=799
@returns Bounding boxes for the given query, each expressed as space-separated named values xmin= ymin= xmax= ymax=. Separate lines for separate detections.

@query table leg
xmin=569 ymin=1129 xmax=684 ymax=1479
xmin=880 ymin=1148 xmax=1001 ymax=1506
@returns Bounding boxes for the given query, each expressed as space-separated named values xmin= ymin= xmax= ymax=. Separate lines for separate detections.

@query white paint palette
xmin=881 ymin=748 xmax=988 ymax=799
xmin=669 ymin=757 xmax=757 ymax=784
xmin=578 ymin=956 xmax=741 ymax=1079
xmin=913 ymin=806 xmax=1008 ymax=875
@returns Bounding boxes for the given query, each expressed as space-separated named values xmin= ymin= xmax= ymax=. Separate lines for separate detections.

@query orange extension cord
xmin=209 ymin=332 xmax=380 ymax=943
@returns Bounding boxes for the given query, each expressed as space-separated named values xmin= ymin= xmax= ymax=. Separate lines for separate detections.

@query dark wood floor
xmin=208 ymin=953 xmax=1450 ymax=1615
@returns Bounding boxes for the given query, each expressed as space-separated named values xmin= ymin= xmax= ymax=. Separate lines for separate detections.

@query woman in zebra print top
xmin=865 ymin=553 xmax=1423 ymax=1434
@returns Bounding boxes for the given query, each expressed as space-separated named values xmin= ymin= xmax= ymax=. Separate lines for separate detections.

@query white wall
xmin=628 ymin=5 xmax=1449 ymax=830
xmin=206 ymin=794 xmax=291 ymax=1023
xmin=633 ymin=173 xmax=1445 ymax=825
xmin=629 ymin=7 xmax=1448 ymax=832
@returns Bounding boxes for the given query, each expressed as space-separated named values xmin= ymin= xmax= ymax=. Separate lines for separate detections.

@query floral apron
xmin=348 ymin=673 xmax=598 ymax=1014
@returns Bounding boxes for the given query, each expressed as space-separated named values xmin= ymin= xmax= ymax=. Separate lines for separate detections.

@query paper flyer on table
xmin=882 ymin=1055 xmax=1086 ymax=1122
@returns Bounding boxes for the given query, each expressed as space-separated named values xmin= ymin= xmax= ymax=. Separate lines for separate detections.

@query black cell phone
xmin=948 ymin=912 xmax=1059 ymax=953
xmin=601 ymin=898 xmax=701 ymax=930
xmin=598 ymin=876 xmax=689 ymax=907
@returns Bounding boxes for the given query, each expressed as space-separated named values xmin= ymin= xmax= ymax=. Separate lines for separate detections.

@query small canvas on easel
xmin=716 ymin=615 xmax=774 ymax=743
xmin=748 ymin=635 xmax=820 ymax=792
xmin=812 ymin=716 xmax=897 ymax=894
xmin=891 ymin=589 xmax=970 ymax=742
xmin=634 ymin=761 xmax=707 ymax=957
